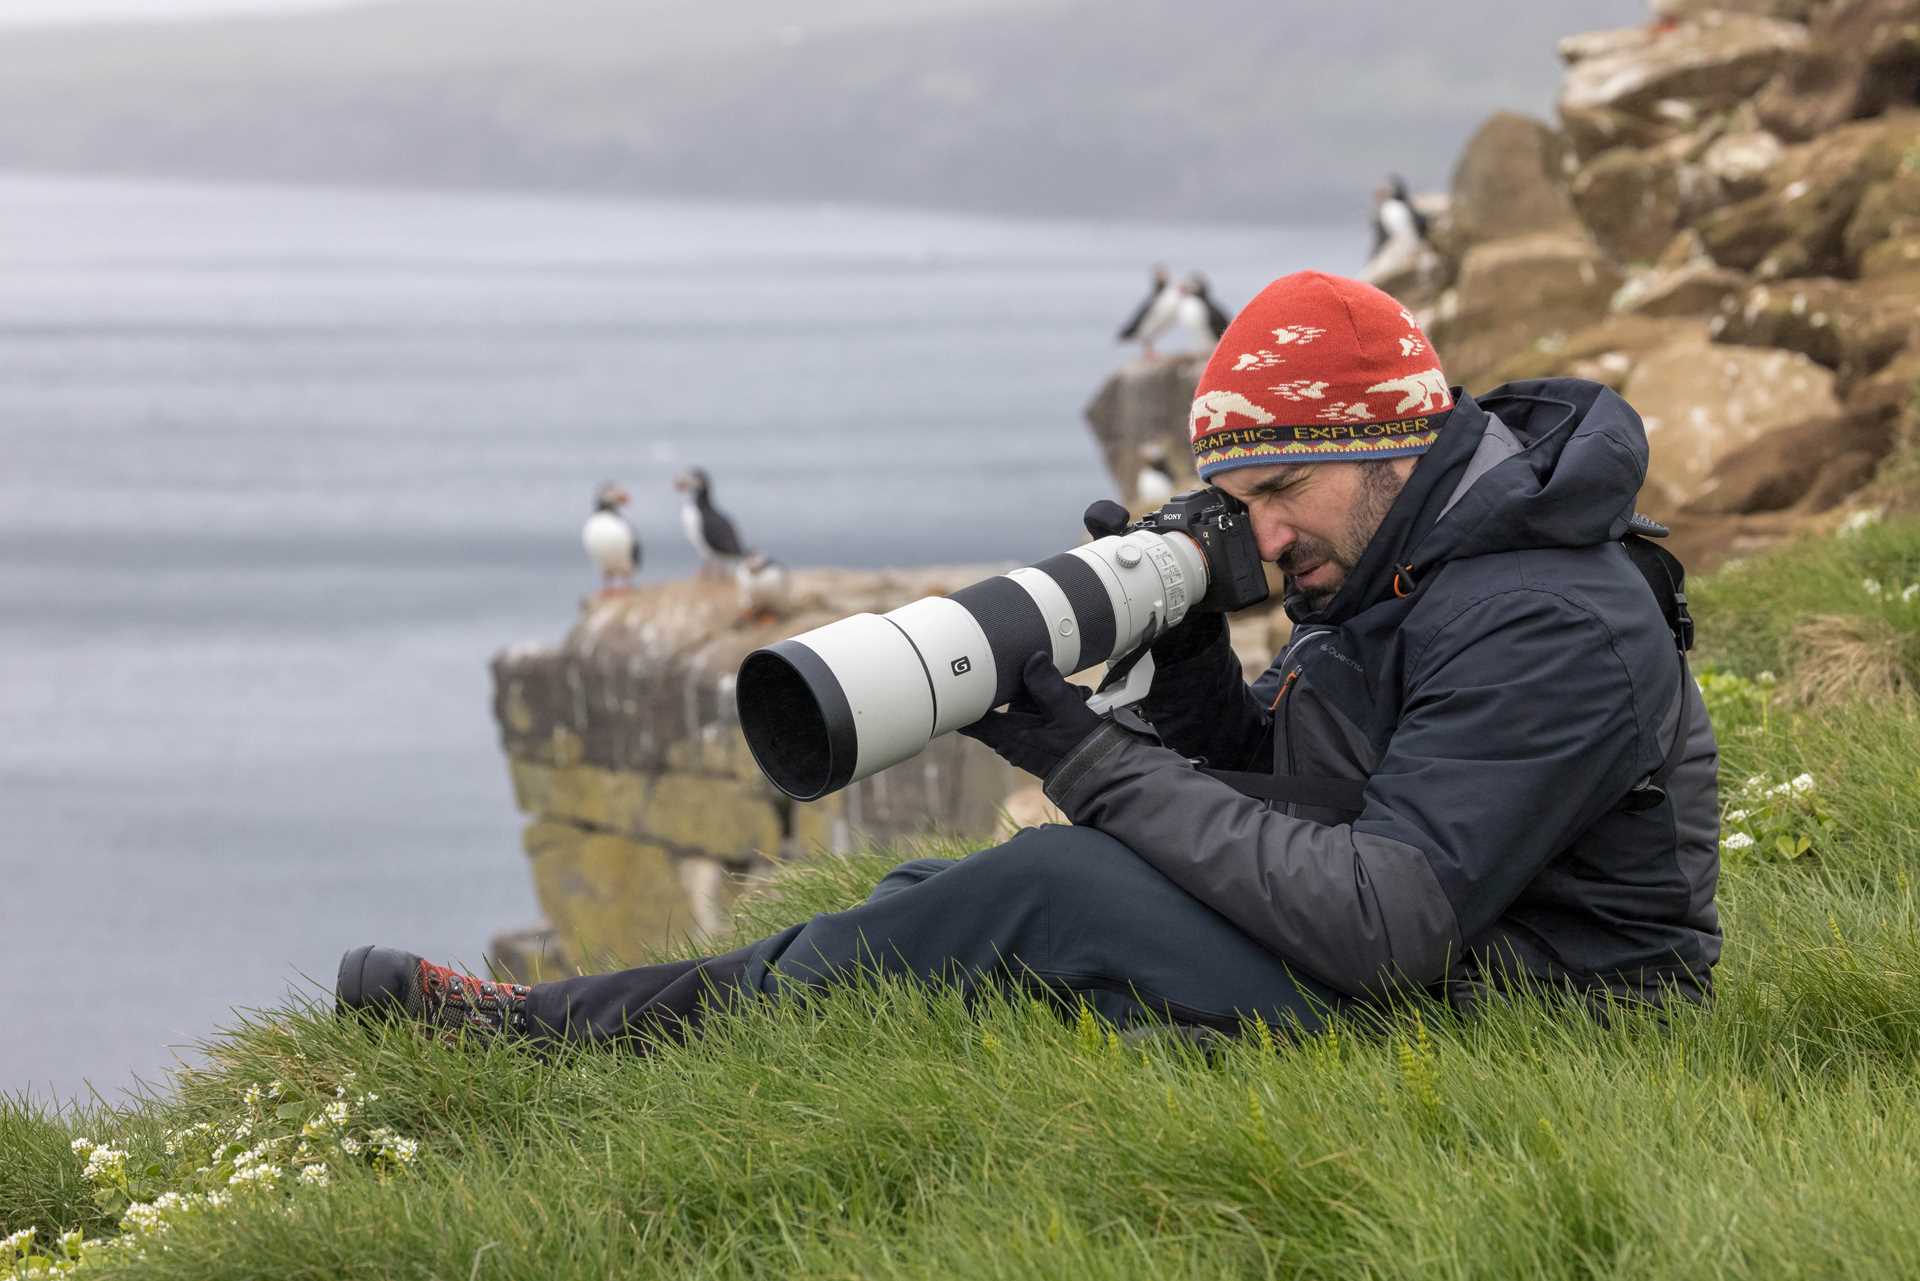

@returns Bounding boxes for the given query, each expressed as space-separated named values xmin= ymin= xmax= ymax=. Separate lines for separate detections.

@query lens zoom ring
xmin=1032 ymin=553 xmax=1116 ymax=667
xmin=948 ymin=577 xmax=1053 ymax=706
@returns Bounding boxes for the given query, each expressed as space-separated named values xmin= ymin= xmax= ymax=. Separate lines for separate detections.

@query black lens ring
xmin=736 ymin=640 xmax=858 ymax=801
xmin=1032 ymin=552 xmax=1117 ymax=666
xmin=948 ymin=576 xmax=1054 ymax=706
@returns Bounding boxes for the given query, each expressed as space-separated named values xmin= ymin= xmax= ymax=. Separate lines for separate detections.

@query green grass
xmin=8 ymin=523 xmax=1920 ymax=1279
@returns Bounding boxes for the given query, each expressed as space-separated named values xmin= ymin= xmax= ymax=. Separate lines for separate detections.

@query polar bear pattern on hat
xmin=1188 ymin=272 xmax=1453 ymax=480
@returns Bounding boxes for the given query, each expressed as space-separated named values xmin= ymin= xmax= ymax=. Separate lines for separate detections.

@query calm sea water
xmin=0 ymin=172 xmax=1360 ymax=1102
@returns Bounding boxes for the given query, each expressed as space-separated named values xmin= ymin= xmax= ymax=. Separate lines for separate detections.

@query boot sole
xmin=336 ymin=944 xmax=417 ymax=1014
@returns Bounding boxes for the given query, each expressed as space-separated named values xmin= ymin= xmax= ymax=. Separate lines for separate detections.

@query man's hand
xmin=958 ymin=651 xmax=1104 ymax=782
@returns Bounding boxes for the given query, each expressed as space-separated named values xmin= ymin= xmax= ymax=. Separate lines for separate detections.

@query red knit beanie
xmin=1189 ymin=271 xmax=1453 ymax=480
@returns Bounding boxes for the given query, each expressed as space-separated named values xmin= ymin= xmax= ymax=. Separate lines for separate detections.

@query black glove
xmin=1082 ymin=499 xmax=1228 ymax=666
xmin=957 ymin=651 xmax=1105 ymax=781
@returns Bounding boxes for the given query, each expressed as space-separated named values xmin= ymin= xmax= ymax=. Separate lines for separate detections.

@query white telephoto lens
xmin=736 ymin=528 xmax=1210 ymax=800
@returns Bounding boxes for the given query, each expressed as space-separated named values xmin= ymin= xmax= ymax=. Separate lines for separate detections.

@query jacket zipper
xmin=1271 ymin=627 xmax=1326 ymax=818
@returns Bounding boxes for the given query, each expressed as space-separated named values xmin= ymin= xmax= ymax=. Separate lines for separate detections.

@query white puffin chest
xmin=681 ymin=499 xmax=709 ymax=553
xmin=583 ymin=511 xmax=635 ymax=571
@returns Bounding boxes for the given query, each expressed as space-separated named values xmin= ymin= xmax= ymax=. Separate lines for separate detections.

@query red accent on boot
xmin=416 ymin=959 xmax=532 ymax=1036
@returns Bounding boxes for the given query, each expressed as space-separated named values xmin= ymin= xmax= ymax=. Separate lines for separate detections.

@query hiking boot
xmin=336 ymin=945 xmax=533 ymax=1037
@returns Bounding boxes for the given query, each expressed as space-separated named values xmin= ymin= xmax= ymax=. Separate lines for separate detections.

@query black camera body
xmin=1131 ymin=488 xmax=1269 ymax=613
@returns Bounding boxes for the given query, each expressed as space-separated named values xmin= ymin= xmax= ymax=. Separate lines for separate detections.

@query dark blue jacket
xmin=1045 ymin=380 xmax=1722 ymax=1004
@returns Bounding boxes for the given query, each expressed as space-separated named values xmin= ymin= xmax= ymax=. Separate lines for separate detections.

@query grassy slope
xmin=6 ymin=521 xmax=1920 ymax=1279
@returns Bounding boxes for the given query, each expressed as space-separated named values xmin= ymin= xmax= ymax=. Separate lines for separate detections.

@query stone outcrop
xmin=1395 ymin=0 xmax=1920 ymax=567
xmin=1082 ymin=352 xmax=1207 ymax=504
xmin=1558 ymin=13 xmax=1809 ymax=160
xmin=1755 ymin=0 xmax=1920 ymax=138
xmin=1624 ymin=338 xmax=1843 ymax=507
xmin=487 ymin=572 xmax=1026 ymax=976
xmin=1447 ymin=114 xmax=1582 ymax=246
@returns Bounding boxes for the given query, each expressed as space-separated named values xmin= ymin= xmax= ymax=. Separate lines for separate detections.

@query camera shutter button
xmin=1115 ymin=544 xmax=1143 ymax=568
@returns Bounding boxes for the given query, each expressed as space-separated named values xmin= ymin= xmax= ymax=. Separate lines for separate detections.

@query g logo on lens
xmin=951 ymin=656 xmax=972 ymax=676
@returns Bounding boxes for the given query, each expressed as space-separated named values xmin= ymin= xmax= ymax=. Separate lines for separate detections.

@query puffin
xmin=1174 ymin=272 xmax=1232 ymax=349
xmin=674 ymin=467 xmax=748 ymax=578
xmin=1363 ymin=175 xmax=1431 ymax=282
xmin=1134 ymin=444 xmax=1176 ymax=506
xmin=581 ymin=480 xmax=640 ymax=594
xmin=1116 ymin=263 xmax=1182 ymax=357
xmin=735 ymin=551 xmax=791 ymax=622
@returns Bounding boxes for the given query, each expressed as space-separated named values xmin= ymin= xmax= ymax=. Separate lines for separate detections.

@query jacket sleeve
xmin=1043 ymin=588 xmax=1649 ymax=997
xmin=1137 ymin=618 xmax=1273 ymax=772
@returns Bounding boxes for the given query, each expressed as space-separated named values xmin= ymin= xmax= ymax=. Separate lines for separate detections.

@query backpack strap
xmin=1620 ymin=517 xmax=1694 ymax=653
xmin=1617 ymin=513 xmax=1696 ymax=812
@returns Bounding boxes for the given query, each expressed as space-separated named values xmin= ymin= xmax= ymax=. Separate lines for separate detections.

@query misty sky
xmin=0 ymin=0 xmax=364 ymax=24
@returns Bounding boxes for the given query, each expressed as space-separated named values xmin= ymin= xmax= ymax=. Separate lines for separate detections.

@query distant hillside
xmin=0 ymin=0 xmax=1649 ymax=218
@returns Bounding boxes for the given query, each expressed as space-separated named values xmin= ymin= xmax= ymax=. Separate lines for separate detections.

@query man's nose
xmin=1256 ymin=519 xmax=1295 ymax=564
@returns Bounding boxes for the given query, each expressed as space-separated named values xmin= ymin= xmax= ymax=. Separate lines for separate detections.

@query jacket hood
xmin=1293 ymin=378 xmax=1649 ymax=625
xmin=1422 ymin=378 xmax=1649 ymax=565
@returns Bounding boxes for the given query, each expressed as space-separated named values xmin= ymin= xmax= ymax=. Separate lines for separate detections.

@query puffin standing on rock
xmin=1116 ymin=264 xmax=1182 ymax=357
xmin=1363 ymin=175 xmax=1432 ymax=283
xmin=581 ymin=481 xmax=640 ymax=594
xmin=1174 ymin=272 xmax=1232 ymax=349
xmin=735 ymin=551 xmax=791 ymax=623
xmin=674 ymin=467 xmax=748 ymax=579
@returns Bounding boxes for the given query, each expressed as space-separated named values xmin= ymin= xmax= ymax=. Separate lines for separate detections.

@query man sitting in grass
xmin=337 ymin=271 xmax=1721 ymax=1045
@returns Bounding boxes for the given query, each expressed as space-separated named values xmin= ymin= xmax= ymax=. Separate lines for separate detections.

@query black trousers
xmin=524 ymin=824 xmax=1346 ymax=1046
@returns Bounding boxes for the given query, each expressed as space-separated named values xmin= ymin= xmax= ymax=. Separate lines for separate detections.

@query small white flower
xmin=69 ymin=1138 xmax=95 ymax=1156
xmin=233 ymin=1142 xmax=276 ymax=1170
xmin=120 ymin=1202 xmax=172 ymax=1235
xmin=1837 ymin=508 xmax=1882 ymax=537
xmin=2 ymin=1227 xmax=35 ymax=1255
xmin=1903 ymin=584 xmax=1919 ymax=604
xmin=1756 ymin=670 xmax=1777 ymax=685
xmin=228 ymin=1164 xmax=282 ymax=1189
xmin=243 ymin=1084 xmax=264 ymax=1109
xmin=1791 ymin=773 xmax=1815 ymax=794
xmin=1723 ymin=833 xmax=1755 ymax=851
xmin=1727 ymin=809 xmax=1751 ymax=822
xmin=152 ymin=1193 xmax=189 ymax=1212
xmin=298 ymin=1163 xmax=331 ymax=1187
xmin=1742 ymin=775 xmax=1766 ymax=794
xmin=1863 ymin=578 xmax=1885 ymax=598
xmin=81 ymin=1145 xmax=127 ymax=1183
xmin=203 ymin=1190 xmax=230 ymax=1209
xmin=267 ymin=1080 xmax=285 ymax=1099
xmin=339 ymin=1135 xmax=364 ymax=1156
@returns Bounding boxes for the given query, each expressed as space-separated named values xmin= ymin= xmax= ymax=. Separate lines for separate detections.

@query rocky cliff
xmin=485 ymin=571 xmax=1029 ymax=977
xmin=1414 ymin=0 xmax=1920 ymax=565
xmin=1086 ymin=1 xmax=1919 ymax=570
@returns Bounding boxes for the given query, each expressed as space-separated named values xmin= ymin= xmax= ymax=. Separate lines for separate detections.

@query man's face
xmin=1210 ymin=457 xmax=1416 ymax=612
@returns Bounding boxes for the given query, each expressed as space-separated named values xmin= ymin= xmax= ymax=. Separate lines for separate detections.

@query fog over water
xmin=0 ymin=172 xmax=1360 ymax=1101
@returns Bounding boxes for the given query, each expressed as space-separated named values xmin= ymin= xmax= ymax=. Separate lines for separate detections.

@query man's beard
xmin=1280 ymin=463 xmax=1408 ymax=614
